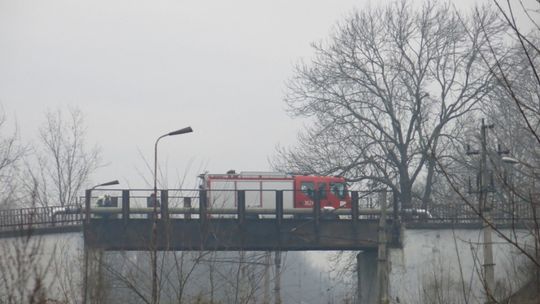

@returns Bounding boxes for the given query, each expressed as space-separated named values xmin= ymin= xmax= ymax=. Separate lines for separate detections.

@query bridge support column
xmin=83 ymin=247 xmax=106 ymax=304
xmin=274 ymin=251 xmax=282 ymax=304
xmin=356 ymin=251 xmax=378 ymax=304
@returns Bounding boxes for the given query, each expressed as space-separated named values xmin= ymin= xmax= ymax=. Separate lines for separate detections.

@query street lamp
xmin=153 ymin=127 xmax=193 ymax=203
xmin=151 ymin=126 xmax=193 ymax=304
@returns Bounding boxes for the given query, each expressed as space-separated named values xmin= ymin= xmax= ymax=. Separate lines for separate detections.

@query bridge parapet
xmin=0 ymin=188 xmax=536 ymax=237
xmin=0 ymin=204 xmax=82 ymax=236
xmin=81 ymin=189 xmax=399 ymax=251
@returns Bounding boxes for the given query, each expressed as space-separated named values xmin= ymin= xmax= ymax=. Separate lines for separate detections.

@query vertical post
xmin=184 ymin=197 xmax=192 ymax=219
xmin=313 ymin=190 xmax=321 ymax=230
xmin=276 ymin=190 xmax=283 ymax=247
xmin=122 ymin=190 xmax=130 ymax=224
xmin=85 ymin=189 xmax=91 ymax=225
xmin=276 ymin=191 xmax=283 ymax=226
xmin=274 ymin=251 xmax=282 ymax=304
xmin=377 ymin=190 xmax=388 ymax=304
xmin=161 ymin=190 xmax=169 ymax=220
xmin=392 ymin=192 xmax=401 ymax=246
xmin=356 ymin=252 xmax=362 ymax=304
xmin=238 ymin=190 xmax=246 ymax=225
xmin=83 ymin=188 xmax=92 ymax=304
xmin=199 ymin=190 xmax=207 ymax=223
xmin=480 ymin=119 xmax=495 ymax=302
xmin=263 ymin=252 xmax=271 ymax=304
xmin=351 ymin=191 xmax=359 ymax=226
xmin=83 ymin=245 xmax=88 ymax=304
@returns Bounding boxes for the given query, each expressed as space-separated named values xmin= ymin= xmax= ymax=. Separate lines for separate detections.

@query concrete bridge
xmin=0 ymin=189 xmax=536 ymax=304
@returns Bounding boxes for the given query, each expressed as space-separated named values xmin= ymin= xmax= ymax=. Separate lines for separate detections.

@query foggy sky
xmin=0 ymin=0 xmax=369 ymax=188
xmin=0 ymin=0 xmax=504 ymax=188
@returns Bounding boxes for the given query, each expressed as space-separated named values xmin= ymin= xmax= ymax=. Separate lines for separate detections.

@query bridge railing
xmin=3 ymin=188 xmax=533 ymax=234
xmin=0 ymin=205 xmax=83 ymax=232
xmin=83 ymin=189 xmax=386 ymax=223
xmin=409 ymin=200 xmax=536 ymax=224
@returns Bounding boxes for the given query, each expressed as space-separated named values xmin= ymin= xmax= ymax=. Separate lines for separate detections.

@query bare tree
xmin=24 ymin=107 xmax=101 ymax=207
xmin=0 ymin=107 xmax=24 ymax=209
xmin=0 ymin=235 xmax=54 ymax=304
xmin=274 ymin=0 xmax=508 ymax=210
xmin=486 ymin=0 xmax=540 ymax=146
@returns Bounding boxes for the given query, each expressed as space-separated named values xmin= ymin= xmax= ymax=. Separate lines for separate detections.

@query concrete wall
xmin=0 ymin=232 xmax=84 ymax=303
xmin=389 ymin=229 xmax=534 ymax=304
xmin=0 ymin=228 xmax=534 ymax=303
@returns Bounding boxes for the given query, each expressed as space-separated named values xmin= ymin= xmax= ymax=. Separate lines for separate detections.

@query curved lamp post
xmin=152 ymin=126 xmax=193 ymax=304
xmin=154 ymin=127 xmax=193 ymax=205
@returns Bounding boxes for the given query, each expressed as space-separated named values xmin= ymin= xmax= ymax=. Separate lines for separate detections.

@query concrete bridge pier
xmin=356 ymin=190 xmax=391 ymax=304
xmin=83 ymin=247 xmax=106 ymax=304
xmin=356 ymin=251 xmax=379 ymax=304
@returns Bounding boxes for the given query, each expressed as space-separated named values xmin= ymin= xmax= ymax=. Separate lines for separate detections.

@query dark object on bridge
xmin=160 ymin=190 xmax=169 ymax=220
xmin=199 ymin=190 xmax=208 ymax=226
xmin=146 ymin=193 xmax=160 ymax=208
xmin=352 ymin=191 xmax=359 ymax=227
xmin=122 ymin=190 xmax=130 ymax=224
xmin=96 ymin=195 xmax=118 ymax=219
xmin=147 ymin=193 xmax=160 ymax=220
xmin=184 ymin=197 xmax=192 ymax=219
xmin=237 ymin=190 xmax=246 ymax=224
xmin=96 ymin=195 xmax=117 ymax=207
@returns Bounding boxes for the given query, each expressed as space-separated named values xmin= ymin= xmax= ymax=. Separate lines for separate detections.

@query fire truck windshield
xmin=331 ymin=183 xmax=347 ymax=199
xmin=300 ymin=182 xmax=314 ymax=197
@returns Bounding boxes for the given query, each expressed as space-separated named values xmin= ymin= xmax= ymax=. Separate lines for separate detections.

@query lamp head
xmin=168 ymin=127 xmax=193 ymax=136
xmin=92 ymin=180 xmax=120 ymax=189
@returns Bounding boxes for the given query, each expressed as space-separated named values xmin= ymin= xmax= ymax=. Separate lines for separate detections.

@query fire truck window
xmin=300 ymin=182 xmax=314 ymax=197
xmin=318 ymin=183 xmax=327 ymax=199
xmin=331 ymin=183 xmax=346 ymax=199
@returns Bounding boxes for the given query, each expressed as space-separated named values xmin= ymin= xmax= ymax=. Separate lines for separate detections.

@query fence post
xmin=377 ymin=190 xmax=389 ymax=304
xmin=199 ymin=190 xmax=207 ymax=223
xmin=237 ymin=190 xmax=246 ymax=225
xmin=161 ymin=190 xmax=169 ymax=220
xmin=351 ymin=191 xmax=359 ymax=226
xmin=184 ymin=197 xmax=192 ymax=219
xmin=314 ymin=191 xmax=320 ymax=238
xmin=122 ymin=190 xmax=130 ymax=224
xmin=276 ymin=191 xmax=283 ymax=226
xmin=85 ymin=189 xmax=91 ymax=225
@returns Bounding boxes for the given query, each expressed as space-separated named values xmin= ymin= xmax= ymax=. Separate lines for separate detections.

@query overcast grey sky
xmin=0 ymin=0 xmax=509 ymax=189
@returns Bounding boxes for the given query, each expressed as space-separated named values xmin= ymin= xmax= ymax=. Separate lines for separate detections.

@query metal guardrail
xmin=410 ymin=201 xmax=537 ymax=224
xmin=0 ymin=189 xmax=536 ymax=235
xmin=0 ymin=205 xmax=83 ymax=233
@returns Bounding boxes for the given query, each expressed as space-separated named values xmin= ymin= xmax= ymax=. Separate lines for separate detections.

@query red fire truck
xmin=199 ymin=171 xmax=351 ymax=213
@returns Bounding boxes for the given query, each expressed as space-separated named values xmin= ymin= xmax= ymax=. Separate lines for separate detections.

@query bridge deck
xmin=84 ymin=218 xmax=395 ymax=251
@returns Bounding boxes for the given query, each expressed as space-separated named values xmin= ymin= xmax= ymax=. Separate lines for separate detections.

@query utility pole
xmin=480 ymin=119 xmax=495 ymax=303
xmin=467 ymin=119 xmax=508 ymax=303
xmin=377 ymin=190 xmax=388 ymax=304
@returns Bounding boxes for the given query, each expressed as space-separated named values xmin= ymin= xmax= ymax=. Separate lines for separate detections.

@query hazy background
xmin=0 ymin=0 xmax=494 ymax=189
xmin=0 ymin=0 xmax=365 ymax=188
xmin=1 ymin=0 xmax=536 ymax=298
